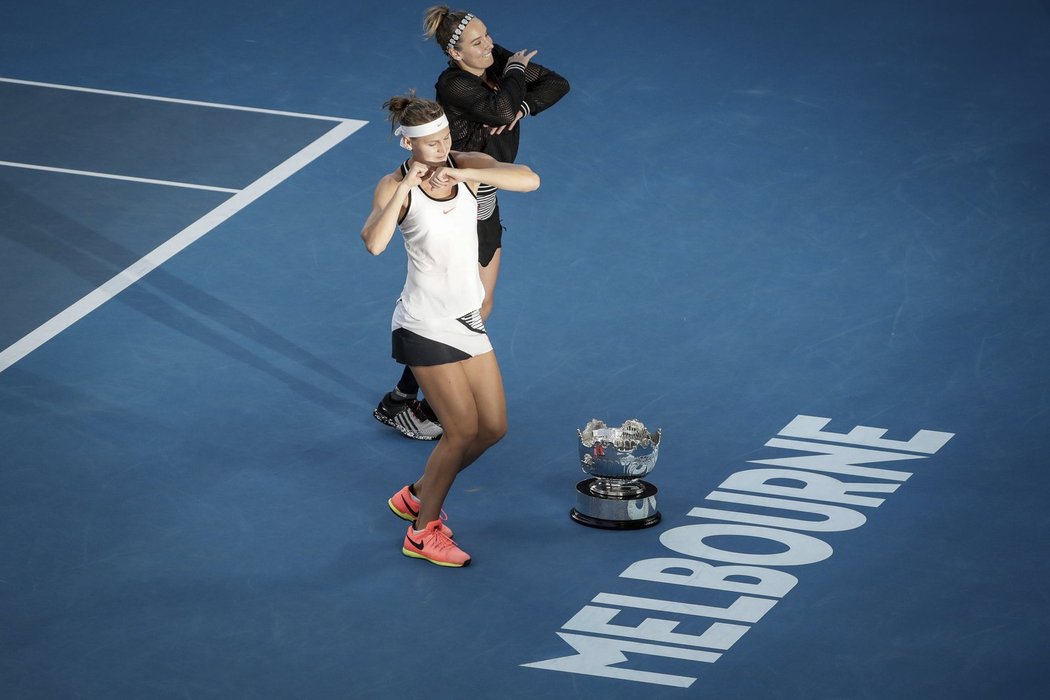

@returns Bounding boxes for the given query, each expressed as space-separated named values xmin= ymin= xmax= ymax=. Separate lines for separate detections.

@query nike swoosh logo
xmin=442 ymin=207 xmax=455 ymax=214
xmin=401 ymin=497 xmax=419 ymax=516
xmin=407 ymin=535 xmax=425 ymax=551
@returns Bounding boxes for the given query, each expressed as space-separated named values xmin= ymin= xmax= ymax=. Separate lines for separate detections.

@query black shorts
xmin=478 ymin=201 xmax=504 ymax=267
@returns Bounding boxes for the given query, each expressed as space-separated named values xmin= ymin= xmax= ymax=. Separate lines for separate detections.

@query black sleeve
xmin=488 ymin=44 xmax=570 ymax=117
xmin=518 ymin=56 xmax=570 ymax=117
xmin=436 ymin=51 xmax=528 ymax=127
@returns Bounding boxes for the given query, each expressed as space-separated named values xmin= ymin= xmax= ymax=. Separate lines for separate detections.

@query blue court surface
xmin=2 ymin=1 xmax=1048 ymax=698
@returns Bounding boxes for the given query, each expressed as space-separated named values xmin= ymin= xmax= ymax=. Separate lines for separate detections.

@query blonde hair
xmin=422 ymin=5 xmax=475 ymax=54
xmin=382 ymin=91 xmax=445 ymax=134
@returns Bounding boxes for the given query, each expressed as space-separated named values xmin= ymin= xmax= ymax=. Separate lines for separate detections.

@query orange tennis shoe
xmin=388 ymin=485 xmax=454 ymax=538
xmin=402 ymin=520 xmax=471 ymax=568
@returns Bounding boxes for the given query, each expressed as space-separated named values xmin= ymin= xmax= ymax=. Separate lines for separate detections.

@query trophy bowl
xmin=571 ymin=418 xmax=662 ymax=529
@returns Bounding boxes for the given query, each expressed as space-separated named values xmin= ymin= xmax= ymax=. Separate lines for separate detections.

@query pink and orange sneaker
xmin=387 ymin=485 xmax=454 ymax=538
xmin=402 ymin=520 xmax=471 ymax=567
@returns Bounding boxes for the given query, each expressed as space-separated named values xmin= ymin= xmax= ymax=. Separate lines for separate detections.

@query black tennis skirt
xmin=391 ymin=302 xmax=492 ymax=366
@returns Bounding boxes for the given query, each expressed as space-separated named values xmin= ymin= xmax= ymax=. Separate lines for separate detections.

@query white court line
xmin=0 ymin=118 xmax=367 ymax=373
xmin=0 ymin=160 xmax=240 ymax=193
xmin=0 ymin=76 xmax=347 ymax=122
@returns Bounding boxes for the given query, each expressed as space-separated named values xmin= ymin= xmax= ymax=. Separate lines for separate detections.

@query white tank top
xmin=397 ymin=157 xmax=484 ymax=319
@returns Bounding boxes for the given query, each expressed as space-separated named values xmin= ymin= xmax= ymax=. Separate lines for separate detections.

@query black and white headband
xmin=445 ymin=13 xmax=475 ymax=52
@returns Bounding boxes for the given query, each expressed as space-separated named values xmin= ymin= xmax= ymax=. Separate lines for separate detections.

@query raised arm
xmin=436 ymin=49 xmax=531 ymax=126
xmin=360 ymin=163 xmax=427 ymax=255
xmin=441 ymin=151 xmax=540 ymax=192
xmin=515 ymin=49 xmax=570 ymax=117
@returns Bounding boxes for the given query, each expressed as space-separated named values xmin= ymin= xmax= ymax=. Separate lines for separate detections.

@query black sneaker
xmin=373 ymin=392 xmax=443 ymax=441
xmin=373 ymin=391 xmax=410 ymax=428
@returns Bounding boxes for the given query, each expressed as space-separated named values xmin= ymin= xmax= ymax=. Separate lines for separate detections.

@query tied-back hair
xmin=383 ymin=90 xmax=445 ymax=134
xmin=422 ymin=4 xmax=473 ymax=54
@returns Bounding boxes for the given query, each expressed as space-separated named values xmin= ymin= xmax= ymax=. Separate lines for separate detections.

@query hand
xmin=487 ymin=110 xmax=524 ymax=135
xmin=403 ymin=161 xmax=429 ymax=189
xmin=507 ymin=48 xmax=538 ymax=68
xmin=430 ymin=166 xmax=466 ymax=185
xmin=428 ymin=166 xmax=453 ymax=188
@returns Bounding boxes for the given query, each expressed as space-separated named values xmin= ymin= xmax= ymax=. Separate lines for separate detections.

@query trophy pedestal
xmin=570 ymin=478 xmax=661 ymax=530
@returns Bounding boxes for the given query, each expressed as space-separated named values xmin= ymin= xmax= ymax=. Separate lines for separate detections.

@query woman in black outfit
xmin=373 ymin=5 xmax=569 ymax=440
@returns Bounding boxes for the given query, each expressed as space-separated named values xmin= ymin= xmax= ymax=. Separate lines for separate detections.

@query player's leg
xmin=457 ymin=349 xmax=507 ymax=473
xmin=399 ymin=359 xmax=480 ymax=567
xmin=477 ymin=203 xmax=504 ymax=321
xmin=478 ymin=248 xmax=501 ymax=322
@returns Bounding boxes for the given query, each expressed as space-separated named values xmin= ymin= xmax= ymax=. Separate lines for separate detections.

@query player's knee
xmin=477 ymin=417 xmax=507 ymax=448
xmin=443 ymin=416 xmax=480 ymax=447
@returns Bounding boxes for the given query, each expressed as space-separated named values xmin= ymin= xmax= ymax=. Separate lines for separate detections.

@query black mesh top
xmin=435 ymin=44 xmax=570 ymax=163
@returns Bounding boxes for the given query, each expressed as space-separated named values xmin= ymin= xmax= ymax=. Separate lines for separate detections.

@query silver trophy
xmin=571 ymin=418 xmax=662 ymax=529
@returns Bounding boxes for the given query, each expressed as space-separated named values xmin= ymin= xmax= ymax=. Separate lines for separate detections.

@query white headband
xmin=394 ymin=114 xmax=449 ymax=138
xmin=445 ymin=13 xmax=475 ymax=52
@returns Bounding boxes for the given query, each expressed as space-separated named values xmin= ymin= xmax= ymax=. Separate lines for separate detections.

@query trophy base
xmin=570 ymin=478 xmax=661 ymax=530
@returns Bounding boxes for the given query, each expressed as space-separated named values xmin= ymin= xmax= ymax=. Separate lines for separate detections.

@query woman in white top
xmin=361 ymin=92 xmax=539 ymax=567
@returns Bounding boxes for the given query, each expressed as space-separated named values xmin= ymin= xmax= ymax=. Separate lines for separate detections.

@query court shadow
xmin=0 ymin=181 xmax=370 ymax=410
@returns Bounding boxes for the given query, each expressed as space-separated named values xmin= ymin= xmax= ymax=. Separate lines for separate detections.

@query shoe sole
xmin=388 ymin=499 xmax=416 ymax=522
xmin=394 ymin=425 xmax=441 ymax=441
xmin=402 ymin=548 xmax=471 ymax=567
xmin=373 ymin=407 xmax=397 ymax=428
